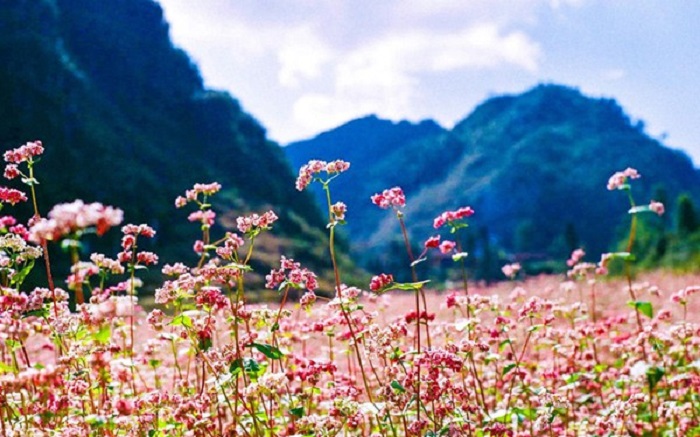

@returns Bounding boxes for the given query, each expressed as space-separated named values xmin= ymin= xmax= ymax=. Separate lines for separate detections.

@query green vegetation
xmin=0 ymin=0 xmax=333 ymax=288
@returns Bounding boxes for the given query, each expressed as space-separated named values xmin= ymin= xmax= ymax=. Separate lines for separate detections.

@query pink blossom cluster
xmin=295 ymin=159 xmax=350 ymax=191
xmin=607 ymin=167 xmax=640 ymax=190
xmin=370 ymin=186 xmax=406 ymax=209
xmin=670 ymin=285 xmax=700 ymax=305
xmin=117 ymin=223 xmax=158 ymax=265
xmin=567 ymin=248 xmax=586 ymax=267
xmin=501 ymin=262 xmax=521 ymax=279
xmin=215 ymin=232 xmax=245 ymax=259
xmin=188 ymin=209 xmax=216 ymax=226
xmin=175 ymin=182 xmax=222 ymax=207
xmin=236 ymin=210 xmax=278 ymax=233
xmin=331 ymin=201 xmax=347 ymax=221
xmin=0 ymin=187 xmax=27 ymax=205
xmin=265 ymin=256 xmax=318 ymax=292
xmin=439 ymin=240 xmax=456 ymax=254
xmin=28 ymin=200 xmax=123 ymax=243
xmin=3 ymin=140 xmax=44 ymax=164
xmin=369 ymin=273 xmax=393 ymax=292
xmin=649 ymin=200 xmax=665 ymax=216
xmin=433 ymin=206 xmax=474 ymax=229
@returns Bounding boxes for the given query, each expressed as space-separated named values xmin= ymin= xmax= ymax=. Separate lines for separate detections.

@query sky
xmin=158 ymin=1 xmax=700 ymax=166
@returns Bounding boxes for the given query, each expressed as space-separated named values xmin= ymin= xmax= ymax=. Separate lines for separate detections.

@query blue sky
xmin=159 ymin=1 xmax=700 ymax=166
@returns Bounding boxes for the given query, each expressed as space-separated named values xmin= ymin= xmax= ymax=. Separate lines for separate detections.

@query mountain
xmin=0 ymin=0 xmax=330 ymax=288
xmin=284 ymin=85 xmax=700 ymax=277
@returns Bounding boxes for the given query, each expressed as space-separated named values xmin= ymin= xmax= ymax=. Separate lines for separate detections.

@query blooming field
xmin=1 ymin=142 xmax=699 ymax=436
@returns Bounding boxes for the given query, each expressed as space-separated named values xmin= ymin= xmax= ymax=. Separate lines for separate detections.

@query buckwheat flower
xmin=188 ymin=210 xmax=216 ymax=226
xmin=300 ymin=292 xmax=316 ymax=308
xmin=331 ymin=201 xmax=347 ymax=221
xmin=3 ymin=140 xmax=44 ymax=164
xmin=370 ymin=273 xmax=393 ymax=292
xmin=325 ymin=159 xmax=350 ymax=173
xmin=162 ymin=262 xmax=188 ymax=276
xmin=424 ymin=235 xmax=440 ymax=249
xmin=501 ymin=262 xmax=521 ymax=279
xmin=649 ymin=200 xmax=664 ymax=216
xmin=90 ymin=253 xmax=125 ymax=275
xmin=3 ymin=164 xmax=19 ymax=180
xmin=236 ymin=210 xmax=278 ymax=233
xmin=136 ymin=251 xmax=158 ymax=265
xmin=122 ymin=223 xmax=155 ymax=238
xmin=607 ymin=167 xmax=640 ymax=190
xmin=567 ymin=248 xmax=586 ymax=267
xmin=193 ymin=239 xmax=204 ymax=254
xmin=433 ymin=206 xmax=475 ymax=229
xmin=296 ymin=159 xmax=331 ymax=191
xmin=174 ymin=196 xmax=187 ymax=208
xmin=371 ymin=186 xmax=405 ymax=209
xmin=0 ymin=187 xmax=27 ymax=205
xmin=439 ymin=240 xmax=456 ymax=254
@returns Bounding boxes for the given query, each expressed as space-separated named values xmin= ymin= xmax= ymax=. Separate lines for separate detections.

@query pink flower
xmin=567 ymin=248 xmax=586 ymax=267
xmin=236 ymin=210 xmax=278 ymax=233
xmin=188 ymin=210 xmax=216 ymax=226
xmin=3 ymin=140 xmax=44 ymax=164
xmin=122 ymin=223 xmax=155 ymax=238
xmin=439 ymin=240 xmax=456 ymax=254
xmin=607 ymin=167 xmax=640 ymax=190
xmin=649 ymin=200 xmax=664 ymax=216
xmin=433 ymin=206 xmax=475 ymax=229
xmin=371 ymin=187 xmax=405 ymax=209
xmin=0 ymin=187 xmax=28 ymax=205
xmin=3 ymin=164 xmax=19 ymax=180
xmin=370 ymin=273 xmax=393 ymax=292
xmin=424 ymin=235 xmax=440 ymax=249
xmin=501 ymin=262 xmax=521 ymax=279
xmin=28 ymin=200 xmax=123 ymax=243
xmin=296 ymin=159 xmax=350 ymax=191
xmin=331 ymin=202 xmax=347 ymax=221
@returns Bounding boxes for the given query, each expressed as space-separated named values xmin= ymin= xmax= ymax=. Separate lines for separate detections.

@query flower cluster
xmin=369 ymin=273 xmax=393 ymax=292
xmin=607 ymin=167 xmax=640 ymax=190
xmin=433 ymin=206 xmax=474 ymax=229
xmin=28 ymin=200 xmax=123 ymax=243
xmin=0 ymin=187 xmax=27 ymax=206
xmin=296 ymin=159 xmax=350 ymax=191
xmin=236 ymin=210 xmax=278 ymax=234
xmin=175 ymin=182 xmax=222 ymax=207
xmin=3 ymin=140 xmax=44 ymax=165
xmin=370 ymin=186 xmax=406 ymax=209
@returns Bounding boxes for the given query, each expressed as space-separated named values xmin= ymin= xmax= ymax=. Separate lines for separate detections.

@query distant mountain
xmin=285 ymin=115 xmax=447 ymax=247
xmin=284 ymin=85 xmax=700 ymax=277
xmin=0 ymin=0 xmax=329 ymax=287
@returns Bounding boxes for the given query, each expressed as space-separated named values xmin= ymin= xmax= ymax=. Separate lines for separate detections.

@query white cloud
xmin=291 ymin=23 xmax=541 ymax=133
xmin=602 ymin=68 xmax=626 ymax=81
xmin=277 ymin=27 xmax=333 ymax=88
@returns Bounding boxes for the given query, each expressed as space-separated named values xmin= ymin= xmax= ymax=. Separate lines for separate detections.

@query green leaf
xmin=289 ymin=407 xmax=304 ymax=418
xmin=498 ymin=339 xmax=512 ymax=352
xmin=11 ymin=260 xmax=35 ymax=287
xmin=225 ymin=262 xmax=253 ymax=272
xmin=248 ymin=343 xmax=284 ymax=360
xmin=170 ymin=314 xmax=193 ymax=329
xmin=198 ymin=337 xmax=212 ymax=352
xmin=93 ymin=324 xmax=111 ymax=344
xmin=628 ymin=301 xmax=653 ymax=319
xmin=0 ymin=362 xmax=15 ymax=374
xmin=23 ymin=306 xmax=48 ymax=319
xmin=502 ymin=363 xmax=517 ymax=376
xmin=387 ymin=280 xmax=430 ymax=292
xmin=628 ymin=205 xmax=652 ymax=214
xmin=390 ymin=380 xmax=406 ymax=394
xmin=646 ymin=366 xmax=664 ymax=391
xmin=609 ymin=252 xmax=636 ymax=262
xmin=452 ymin=252 xmax=469 ymax=262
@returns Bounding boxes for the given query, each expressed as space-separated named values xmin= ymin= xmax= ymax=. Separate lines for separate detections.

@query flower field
xmin=1 ymin=141 xmax=699 ymax=436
